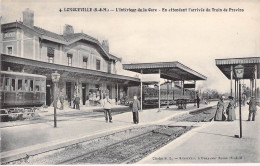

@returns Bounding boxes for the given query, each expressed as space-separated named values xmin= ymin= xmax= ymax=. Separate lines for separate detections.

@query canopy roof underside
xmin=123 ymin=62 xmax=207 ymax=81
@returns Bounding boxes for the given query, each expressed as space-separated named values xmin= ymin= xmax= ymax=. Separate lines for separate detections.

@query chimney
xmin=23 ymin=8 xmax=34 ymax=28
xmin=102 ymin=40 xmax=109 ymax=53
xmin=63 ymin=24 xmax=74 ymax=36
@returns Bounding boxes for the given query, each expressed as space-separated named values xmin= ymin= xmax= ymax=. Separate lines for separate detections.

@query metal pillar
xmin=239 ymin=80 xmax=242 ymax=138
xmin=251 ymin=79 xmax=254 ymax=96
xmin=235 ymin=79 xmax=237 ymax=103
xmin=182 ymin=80 xmax=185 ymax=95
xmin=255 ymin=64 xmax=257 ymax=97
xmin=54 ymin=82 xmax=57 ymax=128
xmin=172 ymin=81 xmax=174 ymax=101
xmin=158 ymin=69 xmax=161 ymax=112
xmin=250 ymin=79 xmax=252 ymax=97
xmin=167 ymin=80 xmax=169 ymax=109
xmin=140 ymin=69 xmax=143 ymax=111
xmin=116 ymin=83 xmax=118 ymax=105
xmin=230 ymin=65 xmax=233 ymax=96
xmin=194 ymin=80 xmax=196 ymax=106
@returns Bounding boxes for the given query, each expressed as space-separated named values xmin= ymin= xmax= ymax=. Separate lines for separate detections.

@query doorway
xmin=66 ymin=82 xmax=72 ymax=106
xmin=82 ymin=83 xmax=86 ymax=105
xmin=46 ymin=80 xmax=52 ymax=106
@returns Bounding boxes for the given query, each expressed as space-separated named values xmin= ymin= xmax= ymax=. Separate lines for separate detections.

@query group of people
xmin=214 ymin=95 xmax=257 ymax=122
xmin=58 ymin=94 xmax=80 ymax=110
xmin=102 ymin=95 xmax=141 ymax=124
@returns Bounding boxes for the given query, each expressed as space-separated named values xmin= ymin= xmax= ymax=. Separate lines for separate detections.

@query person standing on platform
xmin=132 ymin=95 xmax=141 ymax=124
xmin=103 ymin=95 xmax=112 ymax=123
xmin=214 ymin=96 xmax=226 ymax=121
xmin=247 ymin=96 xmax=256 ymax=121
xmin=196 ymin=92 xmax=200 ymax=108
xmin=59 ymin=93 xmax=65 ymax=110
xmin=242 ymin=93 xmax=246 ymax=106
xmin=75 ymin=95 xmax=80 ymax=110
xmin=72 ymin=95 xmax=76 ymax=109
xmin=226 ymin=96 xmax=236 ymax=121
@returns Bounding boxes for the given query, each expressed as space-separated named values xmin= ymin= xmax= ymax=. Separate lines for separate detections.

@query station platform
xmin=138 ymin=105 xmax=260 ymax=164
xmin=0 ymin=104 xmax=129 ymax=128
xmin=0 ymin=102 xmax=216 ymax=163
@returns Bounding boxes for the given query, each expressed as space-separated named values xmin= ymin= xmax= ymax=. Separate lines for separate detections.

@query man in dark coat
xmin=132 ymin=95 xmax=141 ymax=124
xmin=75 ymin=95 xmax=80 ymax=110
xmin=247 ymin=96 xmax=257 ymax=121
xmin=196 ymin=92 xmax=200 ymax=108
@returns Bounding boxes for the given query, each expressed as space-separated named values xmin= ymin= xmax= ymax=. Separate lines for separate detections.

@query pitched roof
xmin=1 ymin=21 xmax=121 ymax=61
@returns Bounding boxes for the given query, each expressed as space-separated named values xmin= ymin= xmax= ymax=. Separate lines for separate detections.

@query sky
xmin=1 ymin=0 xmax=260 ymax=93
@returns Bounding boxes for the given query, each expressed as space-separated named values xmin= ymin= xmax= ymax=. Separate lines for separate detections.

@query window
xmin=83 ymin=57 xmax=88 ymax=68
xmin=4 ymin=78 xmax=10 ymax=91
xmin=25 ymin=79 xmax=33 ymax=92
xmin=30 ymin=80 xmax=34 ymax=92
xmin=67 ymin=53 xmax=73 ymax=66
xmin=47 ymin=47 xmax=54 ymax=63
xmin=11 ymin=79 xmax=15 ymax=91
xmin=25 ymin=80 xmax=30 ymax=92
xmin=96 ymin=59 xmax=101 ymax=70
xmin=107 ymin=62 xmax=111 ymax=73
xmin=35 ymin=80 xmax=41 ymax=92
xmin=0 ymin=77 xmax=3 ymax=91
xmin=7 ymin=46 xmax=13 ymax=55
xmin=18 ymin=79 xmax=23 ymax=91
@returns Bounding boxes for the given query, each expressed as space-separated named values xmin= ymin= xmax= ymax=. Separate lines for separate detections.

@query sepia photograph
xmin=0 ymin=0 xmax=259 ymax=165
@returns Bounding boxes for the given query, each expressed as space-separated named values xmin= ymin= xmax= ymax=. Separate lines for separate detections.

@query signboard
xmin=184 ymin=83 xmax=195 ymax=89
xmin=4 ymin=32 xmax=16 ymax=38
xmin=141 ymin=74 xmax=160 ymax=83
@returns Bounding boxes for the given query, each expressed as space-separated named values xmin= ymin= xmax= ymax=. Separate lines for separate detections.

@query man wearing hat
xmin=132 ymin=95 xmax=141 ymax=124
xmin=247 ymin=96 xmax=257 ymax=121
xmin=196 ymin=92 xmax=200 ymax=108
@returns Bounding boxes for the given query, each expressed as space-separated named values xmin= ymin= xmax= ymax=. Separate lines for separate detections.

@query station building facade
xmin=0 ymin=9 xmax=139 ymax=107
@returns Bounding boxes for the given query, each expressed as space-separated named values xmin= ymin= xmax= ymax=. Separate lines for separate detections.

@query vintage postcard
xmin=0 ymin=0 xmax=259 ymax=165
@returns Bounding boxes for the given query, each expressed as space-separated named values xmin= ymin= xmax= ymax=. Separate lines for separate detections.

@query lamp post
xmin=166 ymin=80 xmax=171 ymax=109
xmin=51 ymin=71 xmax=60 ymax=128
xmin=234 ymin=65 xmax=244 ymax=138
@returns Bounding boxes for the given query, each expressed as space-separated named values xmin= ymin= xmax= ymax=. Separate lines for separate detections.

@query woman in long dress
xmin=227 ymin=96 xmax=236 ymax=121
xmin=214 ymin=96 xmax=225 ymax=121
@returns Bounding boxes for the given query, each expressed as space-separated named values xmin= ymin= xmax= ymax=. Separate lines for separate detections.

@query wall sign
xmin=4 ymin=32 xmax=16 ymax=38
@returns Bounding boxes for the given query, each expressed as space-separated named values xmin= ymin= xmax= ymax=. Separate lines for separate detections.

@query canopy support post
xmin=158 ymin=69 xmax=161 ymax=112
xmin=167 ymin=79 xmax=169 ymax=109
xmin=140 ymin=69 xmax=143 ymax=111
xmin=255 ymin=64 xmax=257 ymax=97
xmin=116 ymin=83 xmax=118 ymax=105
xmin=182 ymin=80 xmax=185 ymax=96
xmin=194 ymin=80 xmax=196 ymax=106
xmin=230 ymin=65 xmax=233 ymax=96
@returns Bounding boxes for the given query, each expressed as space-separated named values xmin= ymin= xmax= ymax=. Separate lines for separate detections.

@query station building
xmin=0 ymin=8 xmax=139 ymax=107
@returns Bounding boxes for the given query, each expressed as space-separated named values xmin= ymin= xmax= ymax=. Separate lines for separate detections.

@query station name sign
xmin=184 ymin=84 xmax=195 ymax=89
xmin=4 ymin=32 xmax=16 ymax=38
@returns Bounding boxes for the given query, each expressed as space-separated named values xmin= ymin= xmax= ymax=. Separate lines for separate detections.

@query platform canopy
xmin=123 ymin=61 xmax=207 ymax=81
xmin=1 ymin=54 xmax=140 ymax=85
xmin=215 ymin=57 xmax=260 ymax=80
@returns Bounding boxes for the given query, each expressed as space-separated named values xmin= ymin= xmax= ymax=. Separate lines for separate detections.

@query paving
xmin=0 ymin=105 xmax=129 ymax=128
xmin=138 ymin=105 xmax=260 ymax=164
xmin=0 ymin=102 xmax=216 ymax=163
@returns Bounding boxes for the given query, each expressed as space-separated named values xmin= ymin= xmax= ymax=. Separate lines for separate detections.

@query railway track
xmin=52 ymin=126 xmax=192 ymax=164
xmin=4 ymin=106 xmax=217 ymax=165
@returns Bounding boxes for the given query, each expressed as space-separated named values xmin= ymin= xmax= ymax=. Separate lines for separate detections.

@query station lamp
xmin=51 ymin=71 xmax=60 ymax=128
xmin=234 ymin=64 xmax=244 ymax=138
